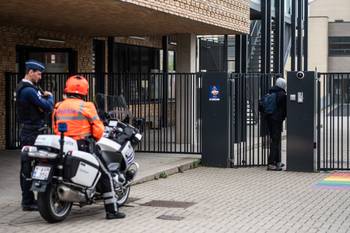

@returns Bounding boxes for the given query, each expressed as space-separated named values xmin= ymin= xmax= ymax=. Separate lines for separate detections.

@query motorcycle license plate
xmin=32 ymin=166 xmax=51 ymax=180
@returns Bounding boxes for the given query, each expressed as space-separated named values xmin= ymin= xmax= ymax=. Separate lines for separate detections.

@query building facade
xmin=0 ymin=0 xmax=250 ymax=150
xmin=309 ymin=0 xmax=350 ymax=72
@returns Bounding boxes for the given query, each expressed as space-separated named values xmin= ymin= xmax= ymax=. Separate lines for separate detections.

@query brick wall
xmin=0 ymin=25 xmax=93 ymax=150
xmin=121 ymin=0 xmax=250 ymax=34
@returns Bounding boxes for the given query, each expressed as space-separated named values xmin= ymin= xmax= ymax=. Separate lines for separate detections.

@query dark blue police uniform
xmin=16 ymin=60 xmax=54 ymax=210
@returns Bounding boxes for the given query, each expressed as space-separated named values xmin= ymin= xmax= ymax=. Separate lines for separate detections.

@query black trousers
xmin=19 ymin=126 xmax=40 ymax=205
xmin=267 ymin=118 xmax=283 ymax=165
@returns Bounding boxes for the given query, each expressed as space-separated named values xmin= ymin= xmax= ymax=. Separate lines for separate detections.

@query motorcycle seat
xmin=107 ymin=163 xmax=121 ymax=172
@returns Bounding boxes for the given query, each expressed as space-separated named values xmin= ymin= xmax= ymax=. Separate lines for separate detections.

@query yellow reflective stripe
xmin=78 ymin=101 xmax=85 ymax=112
xmin=91 ymin=115 xmax=99 ymax=121
xmin=76 ymin=101 xmax=92 ymax=122
xmin=56 ymin=115 xmax=86 ymax=121
xmin=77 ymin=101 xmax=98 ymax=122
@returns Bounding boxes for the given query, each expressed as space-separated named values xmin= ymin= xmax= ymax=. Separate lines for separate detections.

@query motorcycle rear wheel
xmin=116 ymin=186 xmax=130 ymax=206
xmin=38 ymin=185 xmax=72 ymax=223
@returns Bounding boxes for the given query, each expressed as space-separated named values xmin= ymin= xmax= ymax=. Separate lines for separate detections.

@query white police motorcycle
xmin=22 ymin=117 xmax=142 ymax=223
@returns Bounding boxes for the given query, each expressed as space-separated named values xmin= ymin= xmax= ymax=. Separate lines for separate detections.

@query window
xmin=227 ymin=35 xmax=235 ymax=73
xmin=329 ymin=37 xmax=350 ymax=56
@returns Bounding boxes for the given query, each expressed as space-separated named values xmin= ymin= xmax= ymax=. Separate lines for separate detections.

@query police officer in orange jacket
xmin=52 ymin=75 xmax=125 ymax=220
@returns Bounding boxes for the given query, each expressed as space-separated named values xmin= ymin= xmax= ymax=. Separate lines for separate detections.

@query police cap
xmin=25 ymin=59 xmax=45 ymax=72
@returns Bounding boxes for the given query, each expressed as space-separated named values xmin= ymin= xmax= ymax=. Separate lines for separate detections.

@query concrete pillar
xmin=308 ymin=16 xmax=329 ymax=107
xmin=175 ymin=34 xmax=198 ymax=149
xmin=308 ymin=16 xmax=329 ymax=73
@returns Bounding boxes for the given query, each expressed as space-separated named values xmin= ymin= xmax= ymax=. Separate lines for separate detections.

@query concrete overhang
xmin=0 ymin=0 xmax=249 ymax=36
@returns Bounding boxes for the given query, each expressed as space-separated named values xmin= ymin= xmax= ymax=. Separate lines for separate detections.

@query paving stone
xmin=1 ymin=152 xmax=350 ymax=232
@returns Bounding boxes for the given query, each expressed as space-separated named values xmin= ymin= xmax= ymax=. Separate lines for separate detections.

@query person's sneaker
xmin=267 ymin=164 xmax=282 ymax=171
xmin=276 ymin=162 xmax=285 ymax=168
xmin=106 ymin=212 xmax=126 ymax=219
xmin=22 ymin=203 xmax=38 ymax=211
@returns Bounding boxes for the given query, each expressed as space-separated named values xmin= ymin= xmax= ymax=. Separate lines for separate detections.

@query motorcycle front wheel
xmin=37 ymin=185 xmax=72 ymax=223
xmin=116 ymin=186 xmax=130 ymax=206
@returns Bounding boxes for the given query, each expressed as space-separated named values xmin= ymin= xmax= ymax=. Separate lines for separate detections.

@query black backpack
xmin=259 ymin=92 xmax=277 ymax=115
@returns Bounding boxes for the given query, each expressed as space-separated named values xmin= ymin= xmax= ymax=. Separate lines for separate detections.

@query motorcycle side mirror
xmin=104 ymin=112 xmax=111 ymax=119
xmin=58 ymin=122 xmax=68 ymax=133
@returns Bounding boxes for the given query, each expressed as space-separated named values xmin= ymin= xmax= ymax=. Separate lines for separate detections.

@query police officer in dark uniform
xmin=16 ymin=59 xmax=54 ymax=211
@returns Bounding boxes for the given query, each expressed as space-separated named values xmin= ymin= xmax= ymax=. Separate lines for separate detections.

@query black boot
xmin=105 ymin=202 xmax=126 ymax=219
xmin=267 ymin=164 xmax=282 ymax=171
xmin=22 ymin=200 xmax=38 ymax=211
xmin=106 ymin=211 xmax=126 ymax=219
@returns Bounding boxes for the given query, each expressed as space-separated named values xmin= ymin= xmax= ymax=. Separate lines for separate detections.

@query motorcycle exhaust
xmin=57 ymin=185 xmax=86 ymax=203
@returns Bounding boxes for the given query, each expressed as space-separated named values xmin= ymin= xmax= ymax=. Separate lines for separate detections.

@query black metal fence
xmin=229 ymin=73 xmax=279 ymax=167
xmin=5 ymin=72 xmax=201 ymax=154
xmin=106 ymin=73 xmax=202 ymax=154
xmin=318 ymin=73 xmax=350 ymax=170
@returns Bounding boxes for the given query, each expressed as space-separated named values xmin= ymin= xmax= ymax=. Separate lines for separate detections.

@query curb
xmin=132 ymin=159 xmax=201 ymax=185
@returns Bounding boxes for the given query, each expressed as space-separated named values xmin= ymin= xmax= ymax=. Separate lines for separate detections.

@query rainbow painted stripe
xmin=315 ymin=173 xmax=350 ymax=190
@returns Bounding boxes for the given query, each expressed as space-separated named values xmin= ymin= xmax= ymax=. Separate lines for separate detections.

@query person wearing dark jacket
xmin=16 ymin=60 xmax=54 ymax=211
xmin=266 ymin=78 xmax=287 ymax=171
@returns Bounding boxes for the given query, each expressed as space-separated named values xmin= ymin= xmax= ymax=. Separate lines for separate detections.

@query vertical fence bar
xmin=179 ymin=74 xmax=183 ymax=153
xmin=317 ymin=75 xmax=321 ymax=171
xmin=341 ymin=74 xmax=344 ymax=169
xmin=147 ymin=74 xmax=151 ymax=151
xmin=337 ymin=74 xmax=340 ymax=168
xmin=175 ymin=73 xmax=178 ymax=153
xmin=243 ymin=74 xmax=247 ymax=166
xmin=332 ymin=74 xmax=335 ymax=169
xmin=191 ymin=74 xmax=194 ymax=153
xmin=248 ymin=75 xmax=252 ymax=165
xmin=170 ymin=73 xmax=173 ymax=153
xmin=257 ymin=74 xmax=261 ymax=165
xmin=196 ymin=73 xmax=199 ymax=153
xmin=199 ymin=73 xmax=202 ymax=154
xmin=252 ymin=73 xmax=256 ymax=165
xmin=186 ymin=73 xmax=189 ymax=153
xmin=323 ymin=73 xmax=326 ymax=169
xmin=348 ymin=73 xmax=350 ymax=169
xmin=153 ymin=74 xmax=156 ymax=152
xmin=158 ymin=73 xmax=161 ymax=152
xmin=239 ymin=74 xmax=243 ymax=166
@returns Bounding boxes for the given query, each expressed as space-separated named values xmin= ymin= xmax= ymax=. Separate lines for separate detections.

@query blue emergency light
xmin=58 ymin=123 xmax=68 ymax=133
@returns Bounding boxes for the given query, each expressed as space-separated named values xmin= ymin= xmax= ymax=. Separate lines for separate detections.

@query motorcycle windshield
xmin=95 ymin=93 xmax=131 ymax=122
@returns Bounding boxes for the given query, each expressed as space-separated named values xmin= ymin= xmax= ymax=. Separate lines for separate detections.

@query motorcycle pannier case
xmin=64 ymin=151 xmax=101 ymax=188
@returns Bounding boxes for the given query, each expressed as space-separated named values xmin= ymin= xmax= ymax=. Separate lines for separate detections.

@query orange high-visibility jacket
xmin=52 ymin=98 xmax=104 ymax=141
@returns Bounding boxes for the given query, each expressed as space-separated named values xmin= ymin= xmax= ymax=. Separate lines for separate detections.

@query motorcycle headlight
xmin=21 ymin=146 xmax=38 ymax=153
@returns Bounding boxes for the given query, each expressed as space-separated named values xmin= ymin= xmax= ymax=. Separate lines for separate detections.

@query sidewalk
xmin=1 ymin=150 xmax=350 ymax=232
xmin=0 ymin=150 xmax=200 ymax=205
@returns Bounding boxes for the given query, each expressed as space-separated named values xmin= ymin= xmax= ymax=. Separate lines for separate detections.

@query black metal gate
xmin=5 ymin=72 xmax=201 ymax=154
xmin=317 ymin=73 xmax=350 ymax=170
xmin=229 ymin=73 xmax=279 ymax=167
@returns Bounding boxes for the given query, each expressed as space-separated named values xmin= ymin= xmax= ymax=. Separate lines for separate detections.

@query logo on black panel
xmin=209 ymin=85 xmax=221 ymax=101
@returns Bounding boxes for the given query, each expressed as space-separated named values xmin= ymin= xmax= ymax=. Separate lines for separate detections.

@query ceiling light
xmin=128 ymin=36 xmax=146 ymax=40
xmin=37 ymin=38 xmax=65 ymax=43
